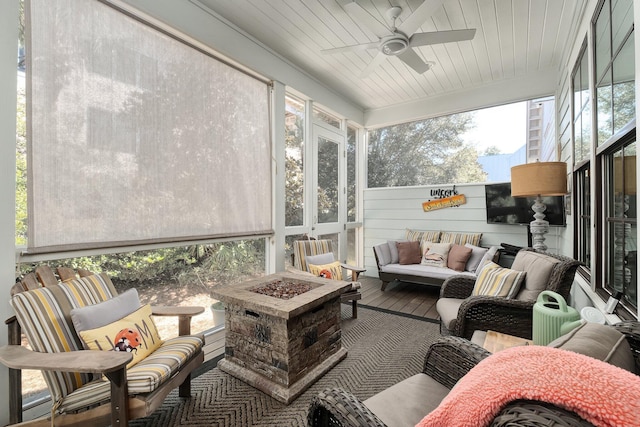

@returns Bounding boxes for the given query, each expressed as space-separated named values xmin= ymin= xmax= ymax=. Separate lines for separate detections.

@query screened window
xmin=27 ymin=0 xmax=271 ymax=252
xmin=367 ymin=102 xmax=537 ymax=188
xmin=285 ymin=95 xmax=305 ymax=227
xmin=603 ymin=140 xmax=637 ymax=311
xmin=573 ymin=42 xmax=591 ymax=163
xmin=347 ymin=125 xmax=357 ymax=223
xmin=594 ymin=0 xmax=635 ymax=146
xmin=575 ymin=165 xmax=591 ymax=264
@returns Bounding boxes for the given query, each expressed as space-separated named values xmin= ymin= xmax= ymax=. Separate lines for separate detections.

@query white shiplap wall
xmin=363 ymin=183 xmax=569 ymax=278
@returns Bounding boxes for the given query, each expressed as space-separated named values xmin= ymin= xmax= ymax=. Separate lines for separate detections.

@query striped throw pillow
xmin=405 ymin=229 xmax=441 ymax=243
xmin=472 ymin=262 xmax=526 ymax=298
xmin=440 ymin=232 xmax=482 ymax=247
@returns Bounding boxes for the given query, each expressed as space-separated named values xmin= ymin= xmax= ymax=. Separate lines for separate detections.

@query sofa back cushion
xmin=511 ymin=250 xmax=560 ymax=301
xmin=405 ymin=228 xmax=441 ymax=243
xmin=440 ymin=232 xmax=482 ymax=247
xmin=548 ymin=322 xmax=636 ymax=373
xmin=374 ymin=243 xmax=392 ymax=266
xmin=464 ymin=244 xmax=488 ymax=273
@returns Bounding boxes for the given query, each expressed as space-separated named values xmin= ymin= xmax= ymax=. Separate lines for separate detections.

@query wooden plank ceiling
xmin=195 ymin=0 xmax=588 ymax=113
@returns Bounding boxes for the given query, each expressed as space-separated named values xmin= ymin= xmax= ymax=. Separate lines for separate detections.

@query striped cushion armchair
xmin=0 ymin=267 xmax=204 ymax=426
xmin=292 ymin=239 xmax=365 ymax=318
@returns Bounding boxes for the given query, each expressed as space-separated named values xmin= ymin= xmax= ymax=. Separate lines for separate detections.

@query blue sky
xmin=462 ymin=101 xmax=527 ymax=155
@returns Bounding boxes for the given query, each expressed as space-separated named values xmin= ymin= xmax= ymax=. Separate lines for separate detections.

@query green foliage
xmin=368 ymin=112 xmax=487 ymax=188
xmin=16 ymin=86 xmax=27 ymax=246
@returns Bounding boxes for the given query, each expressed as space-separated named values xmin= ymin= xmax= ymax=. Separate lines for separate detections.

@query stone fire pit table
xmin=211 ymin=272 xmax=351 ymax=404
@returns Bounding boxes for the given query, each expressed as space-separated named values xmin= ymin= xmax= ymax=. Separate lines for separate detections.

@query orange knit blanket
xmin=416 ymin=345 xmax=640 ymax=427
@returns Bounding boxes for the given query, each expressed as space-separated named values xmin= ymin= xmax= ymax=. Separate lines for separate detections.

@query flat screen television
xmin=485 ymin=182 xmax=566 ymax=226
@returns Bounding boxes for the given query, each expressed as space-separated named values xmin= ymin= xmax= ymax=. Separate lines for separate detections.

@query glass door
xmin=313 ymin=124 xmax=345 ymax=260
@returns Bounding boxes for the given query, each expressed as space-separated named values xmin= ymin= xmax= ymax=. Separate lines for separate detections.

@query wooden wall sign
xmin=422 ymin=194 xmax=466 ymax=212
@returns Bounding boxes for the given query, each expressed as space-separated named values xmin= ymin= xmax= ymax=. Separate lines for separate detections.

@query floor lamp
xmin=511 ymin=161 xmax=568 ymax=252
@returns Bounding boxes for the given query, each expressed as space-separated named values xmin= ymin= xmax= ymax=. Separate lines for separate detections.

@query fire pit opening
xmin=250 ymin=279 xmax=312 ymax=299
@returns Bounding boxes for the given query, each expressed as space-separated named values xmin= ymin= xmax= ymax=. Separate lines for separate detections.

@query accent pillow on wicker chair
xmin=471 ymin=262 xmax=526 ymax=298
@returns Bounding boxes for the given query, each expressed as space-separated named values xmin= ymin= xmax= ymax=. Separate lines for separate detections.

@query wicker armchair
xmin=437 ymin=248 xmax=582 ymax=340
xmin=308 ymin=323 xmax=640 ymax=427
xmin=307 ymin=336 xmax=490 ymax=427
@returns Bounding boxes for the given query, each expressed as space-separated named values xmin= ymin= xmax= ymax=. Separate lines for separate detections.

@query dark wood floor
xmin=357 ymin=275 xmax=441 ymax=320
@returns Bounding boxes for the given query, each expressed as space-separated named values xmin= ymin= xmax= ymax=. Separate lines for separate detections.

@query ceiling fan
xmin=323 ymin=0 xmax=476 ymax=77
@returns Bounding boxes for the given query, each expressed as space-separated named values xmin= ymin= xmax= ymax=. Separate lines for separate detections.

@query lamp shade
xmin=511 ymin=162 xmax=568 ymax=197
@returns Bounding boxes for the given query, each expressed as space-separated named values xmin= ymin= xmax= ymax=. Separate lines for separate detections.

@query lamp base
xmin=530 ymin=196 xmax=549 ymax=252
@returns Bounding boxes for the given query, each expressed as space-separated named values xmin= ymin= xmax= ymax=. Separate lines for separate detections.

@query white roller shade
xmin=27 ymin=0 xmax=272 ymax=253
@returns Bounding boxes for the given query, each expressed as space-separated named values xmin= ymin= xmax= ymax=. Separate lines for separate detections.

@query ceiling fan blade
xmin=321 ymin=41 xmax=379 ymax=54
xmin=360 ymin=52 xmax=387 ymax=78
xmin=397 ymin=49 xmax=432 ymax=74
xmin=344 ymin=1 xmax=392 ymax=38
xmin=409 ymin=29 xmax=477 ymax=47
xmin=397 ymin=0 xmax=446 ymax=36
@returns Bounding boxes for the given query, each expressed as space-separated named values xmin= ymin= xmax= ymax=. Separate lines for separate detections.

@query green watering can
xmin=532 ymin=290 xmax=580 ymax=345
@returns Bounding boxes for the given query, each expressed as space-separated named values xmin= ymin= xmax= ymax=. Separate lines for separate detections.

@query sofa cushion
xmin=435 ymin=298 xmax=464 ymax=330
xmin=475 ymin=245 xmax=500 ymax=273
xmin=464 ymin=244 xmax=489 ymax=273
xmin=387 ymin=240 xmax=406 ymax=264
xmin=380 ymin=264 xmax=475 ymax=280
xmin=77 ymin=304 xmax=163 ymax=368
xmin=58 ymin=335 xmax=204 ymax=413
xmin=448 ymin=244 xmax=473 ymax=272
xmin=472 ymin=262 xmax=525 ymax=298
xmin=440 ymin=232 xmax=482 ymax=247
xmin=405 ymin=228 xmax=441 ymax=243
xmin=308 ymin=261 xmax=343 ymax=281
xmin=364 ymin=373 xmax=450 ymax=427
xmin=374 ymin=243 xmax=392 ymax=266
xmin=305 ymin=252 xmax=335 ymax=269
xmin=421 ymin=242 xmax=452 ymax=268
xmin=511 ymin=251 xmax=560 ymax=301
xmin=548 ymin=322 xmax=636 ymax=373
xmin=397 ymin=241 xmax=422 ymax=265
xmin=71 ymin=288 xmax=141 ymax=334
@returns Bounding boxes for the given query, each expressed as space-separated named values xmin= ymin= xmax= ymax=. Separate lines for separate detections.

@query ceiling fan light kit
xmin=322 ymin=1 xmax=476 ymax=77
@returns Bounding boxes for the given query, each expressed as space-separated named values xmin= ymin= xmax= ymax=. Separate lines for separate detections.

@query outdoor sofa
xmin=372 ymin=228 xmax=500 ymax=290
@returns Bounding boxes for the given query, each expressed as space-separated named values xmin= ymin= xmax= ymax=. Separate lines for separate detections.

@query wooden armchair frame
xmin=2 ymin=266 xmax=204 ymax=427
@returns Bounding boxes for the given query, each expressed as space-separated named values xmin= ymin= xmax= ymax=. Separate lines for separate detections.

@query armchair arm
xmin=423 ymin=336 xmax=491 ymax=389
xmin=308 ymin=387 xmax=388 ymax=427
xmin=341 ymin=264 xmax=366 ymax=281
xmin=0 ymin=346 xmax=131 ymax=426
xmin=152 ymin=305 xmax=204 ymax=336
xmin=0 ymin=345 xmax=131 ymax=373
xmin=453 ymin=297 xmax=535 ymax=340
xmin=440 ymin=275 xmax=476 ymax=299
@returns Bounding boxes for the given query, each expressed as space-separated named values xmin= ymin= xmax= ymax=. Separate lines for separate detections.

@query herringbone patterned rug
xmin=130 ymin=306 xmax=440 ymax=427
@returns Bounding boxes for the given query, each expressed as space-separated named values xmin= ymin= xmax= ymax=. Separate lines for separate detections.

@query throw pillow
xmin=397 ymin=241 xmax=422 ymax=265
xmin=472 ymin=262 xmax=526 ymax=298
xmin=387 ymin=240 xmax=407 ymax=264
xmin=447 ymin=244 xmax=473 ymax=272
xmin=464 ymin=243 xmax=489 ymax=273
xmin=421 ymin=242 xmax=452 ymax=268
xmin=309 ymin=261 xmax=343 ymax=281
xmin=304 ymin=253 xmax=335 ymax=271
xmin=71 ymin=288 xmax=141 ymax=334
xmin=405 ymin=229 xmax=441 ymax=243
xmin=440 ymin=232 xmax=482 ymax=247
xmin=475 ymin=245 xmax=500 ymax=273
xmin=77 ymin=304 xmax=163 ymax=368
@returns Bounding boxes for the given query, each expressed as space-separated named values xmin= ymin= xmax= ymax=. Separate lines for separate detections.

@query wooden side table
xmin=472 ymin=330 xmax=534 ymax=353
